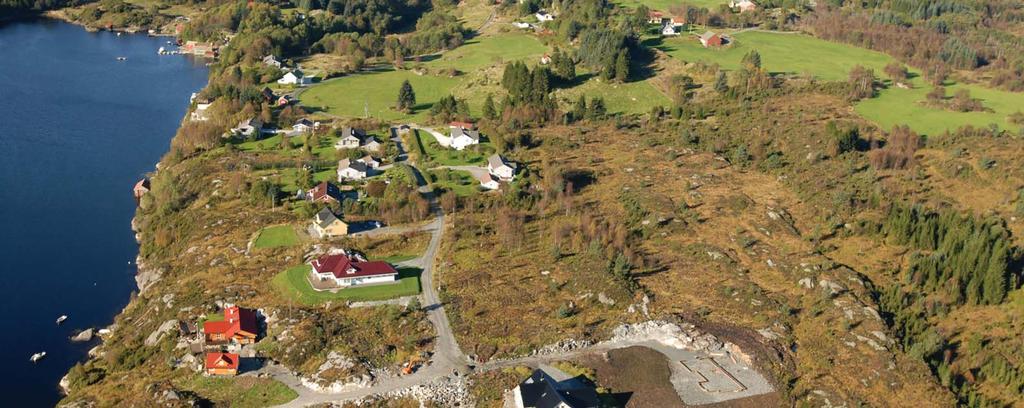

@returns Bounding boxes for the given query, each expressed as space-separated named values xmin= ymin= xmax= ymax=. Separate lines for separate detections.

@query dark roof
xmin=309 ymin=181 xmax=343 ymax=202
xmin=339 ymin=158 xmax=368 ymax=173
xmin=518 ymin=369 xmax=600 ymax=408
xmin=315 ymin=207 xmax=342 ymax=228
xmin=341 ymin=126 xmax=366 ymax=139
xmin=452 ymin=127 xmax=480 ymax=141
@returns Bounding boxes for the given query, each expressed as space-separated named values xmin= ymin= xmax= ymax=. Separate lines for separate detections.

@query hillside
xmin=53 ymin=0 xmax=1024 ymax=407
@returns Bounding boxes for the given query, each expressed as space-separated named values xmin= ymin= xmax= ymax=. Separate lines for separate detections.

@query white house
xmin=729 ymin=0 xmax=757 ymax=13
xmin=337 ymin=158 xmax=369 ymax=181
xmin=450 ymin=127 xmax=481 ymax=150
xmin=535 ymin=10 xmax=555 ymax=22
xmin=478 ymin=172 xmax=499 ymax=190
xmin=662 ymin=22 xmax=680 ymax=36
xmin=334 ymin=127 xmax=366 ymax=149
xmin=293 ymin=118 xmax=318 ymax=133
xmin=277 ymin=70 xmax=312 ymax=86
xmin=513 ymin=22 xmax=533 ymax=29
xmin=362 ymin=138 xmax=383 ymax=152
xmin=233 ymin=117 xmax=263 ymax=137
xmin=357 ymin=155 xmax=380 ymax=168
xmin=309 ymin=253 xmax=397 ymax=287
xmin=263 ymin=55 xmax=282 ymax=69
xmin=190 ymin=102 xmax=212 ymax=121
xmin=488 ymin=154 xmax=517 ymax=181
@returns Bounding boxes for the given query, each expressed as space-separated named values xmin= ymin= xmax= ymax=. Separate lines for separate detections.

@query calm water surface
xmin=0 ymin=19 xmax=207 ymax=406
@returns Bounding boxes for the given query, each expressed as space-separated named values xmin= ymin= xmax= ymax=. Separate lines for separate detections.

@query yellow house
xmin=313 ymin=208 xmax=348 ymax=238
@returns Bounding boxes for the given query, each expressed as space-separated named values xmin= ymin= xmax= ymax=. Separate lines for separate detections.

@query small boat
xmin=116 ymin=32 xmax=122 ymax=36
xmin=30 ymin=352 xmax=46 ymax=363
xmin=56 ymin=315 xmax=68 ymax=325
xmin=116 ymin=57 xmax=127 ymax=61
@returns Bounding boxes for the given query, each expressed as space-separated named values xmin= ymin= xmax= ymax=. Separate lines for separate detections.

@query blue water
xmin=0 ymin=19 xmax=207 ymax=406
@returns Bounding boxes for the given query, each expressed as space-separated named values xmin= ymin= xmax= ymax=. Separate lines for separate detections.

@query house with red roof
xmin=306 ymin=181 xmax=344 ymax=204
xmin=205 ymin=352 xmax=239 ymax=376
xmin=202 ymin=306 xmax=259 ymax=345
xmin=310 ymin=253 xmax=398 ymax=287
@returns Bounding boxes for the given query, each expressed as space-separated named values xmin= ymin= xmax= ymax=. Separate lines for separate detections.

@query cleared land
xmin=173 ymin=376 xmax=298 ymax=408
xmin=299 ymin=34 xmax=546 ymax=121
xmin=658 ymin=30 xmax=1024 ymax=136
xmin=254 ymin=225 xmax=300 ymax=248
xmin=616 ymin=0 xmax=727 ymax=11
xmin=272 ymin=265 xmax=422 ymax=305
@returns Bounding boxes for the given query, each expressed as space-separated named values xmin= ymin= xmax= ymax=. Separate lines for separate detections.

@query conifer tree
xmin=397 ymin=80 xmax=416 ymax=112
xmin=482 ymin=93 xmax=497 ymax=120
xmin=614 ymin=49 xmax=629 ymax=82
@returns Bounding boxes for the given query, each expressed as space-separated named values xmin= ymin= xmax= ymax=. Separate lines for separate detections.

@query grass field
xmin=615 ymin=0 xmax=727 ymax=11
xmin=253 ymin=225 xmax=300 ymax=248
xmin=175 ymin=376 xmax=297 ymax=407
xmin=655 ymin=30 xmax=895 ymax=81
xmin=657 ymin=30 xmax=1024 ymax=136
xmin=427 ymin=168 xmax=480 ymax=196
xmin=299 ymin=34 xmax=546 ymax=122
xmin=421 ymin=135 xmax=492 ymax=166
xmin=553 ymin=75 xmax=671 ymax=115
xmin=272 ymin=265 xmax=422 ymax=305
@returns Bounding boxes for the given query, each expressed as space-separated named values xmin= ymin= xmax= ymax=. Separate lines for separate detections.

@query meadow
xmin=658 ymin=30 xmax=1024 ymax=136
xmin=615 ymin=0 xmax=728 ymax=11
xmin=272 ymin=265 xmax=422 ymax=305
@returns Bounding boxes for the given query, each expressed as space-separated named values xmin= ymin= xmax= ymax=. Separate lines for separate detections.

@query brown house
xmin=202 ymin=306 xmax=258 ymax=345
xmin=307 ymin=181 xmax=343 ymax=204
xmin=205 ymin=353 xmax=239 ymax=376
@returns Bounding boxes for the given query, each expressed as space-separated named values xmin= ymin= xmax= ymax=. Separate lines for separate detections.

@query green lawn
xmin=272 ymin=264 xmax=422 ymax=305
xmin=176 ymin=377 xmax=297 ymax=408
xmin=253 ymin=225 xmax=300 ymax=249
xmin=657 ymin=30 xmax=1024 ymax=136
xmin=298 ymin=34 xmax=546 ymax=121
xmin=421 ymin=133 xmax=493 ymax=166
xmin=427 ymin=168 xmax=481 ymax=196
xmin=655 ymin=30 xmax=896 ymax=81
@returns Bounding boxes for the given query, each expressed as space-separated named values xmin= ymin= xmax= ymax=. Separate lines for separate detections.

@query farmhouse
xmin=309 ymin=253 xmax=398 ymax=287
xmin=450 ymin=127 xmax=481 ymax=150
xmin=278 ymin=69 xmax=312 ymax=86
xmin=233 ymin=117 xmax=263 ymax=136
xmin=511 ymin=368 xmax=599 ymax=408
xmin=335 ymin=127 xmax=366 ymax=149
xmin=662 ymin=22 xmax=680 ymax=36
xmin=730 ymin=0 xmax=757 ymax=13
xmin=306 ymin=181 xmax=344 ymax=204
xmin=202 ymin=306 xmax=258 ymax=345
xmin=699 ymin=31 xmax=725 ymax=48
xmin=205 ymin=353 xmax=239 ymax=376
xmin=488 ymin=154 xmax=517 ymax=181
xmin=337 ymin=158 xmax=369 ymax=180
xmin=478 ymin=172 xmax=499 ymax=190
xmin=647 ymin=10 xmax=664 ymax=24
xmin=263 ymin=54 xmax=282 ymax=69
xmin=312 ymin=207 xmax=348 ymax=238
xmin=535 ymin=10 xmax=555 ymax=21
xmin=293 ymin=118 xmax=317 ymax=133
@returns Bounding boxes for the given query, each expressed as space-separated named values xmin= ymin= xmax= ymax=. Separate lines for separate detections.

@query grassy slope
xmin=658 ymin=30 xmax=1024 ymax=136
xmin=615 ymin=0 xmax=727 ymax=11
xmin=254 ymin=225 xmax=300 ymax=248
xmin=272 ymin=265 xmax=422 ymax=304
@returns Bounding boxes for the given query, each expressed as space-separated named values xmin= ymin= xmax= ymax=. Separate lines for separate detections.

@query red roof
xmin=308 ymin=181 xmax=342 ymax=202
xmin=205 ymin=353 xmax=239 ymax=370
xmin=203 ymin=306 xmax=258 ymax=338
xmin=449 ymin=121 xmax=476 ymax=130
xmin=311 ymin=254 xmax=398 ymax=279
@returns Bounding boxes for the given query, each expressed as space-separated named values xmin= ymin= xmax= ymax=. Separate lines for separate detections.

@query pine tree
xmin=572 ymin=95 xmax=587 ymax=121
xmin=741 ymin=50 xmax=761 ymax=70
xmin=588 ymin=97 xmax=606 ymax=119
xmin=614 ymin=49 xmax=629 ymax=82
xmin=482 ymin=93 xmax=497 ymax=120
xmin=714 ymin=71 xmax=729 ymax=94
xmin=397 ymin=80 xmax=416 ymax=112
xmin=530 ymin=67 xmax=550 ymax=103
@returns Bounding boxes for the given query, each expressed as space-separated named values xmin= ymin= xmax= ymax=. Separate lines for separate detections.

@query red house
xmin=310 ymin=253 xmax=398 ymax=287
xmin=449 ymin=121 xmax=476 ymax=131
xmin=205 ymin=353 xmax=239 ymax=376
xmin=699 ymin=32 xmax=724 ymax=48
xmin=203 ymin=306 xmax=258 ymax=345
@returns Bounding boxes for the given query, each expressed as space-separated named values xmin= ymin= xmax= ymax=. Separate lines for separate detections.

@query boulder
xmin=145 ymin=319 xmax=179 ymax=347
xmin=70 ymin=328 xmax=94 ymax=342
